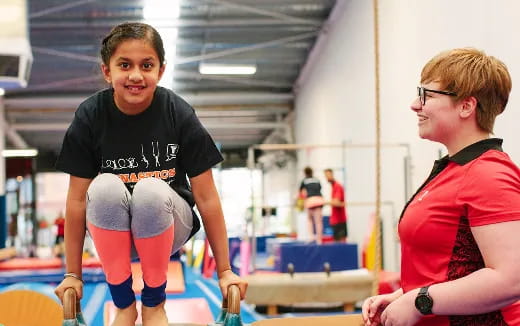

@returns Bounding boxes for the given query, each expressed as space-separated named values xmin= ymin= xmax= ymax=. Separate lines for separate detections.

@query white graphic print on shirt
xmin=101 ymin=141 xmax=179 ymax=189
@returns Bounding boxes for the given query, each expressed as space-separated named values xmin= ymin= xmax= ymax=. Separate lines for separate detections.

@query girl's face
xmin=101 ymin=39 xmax=165 ymax=114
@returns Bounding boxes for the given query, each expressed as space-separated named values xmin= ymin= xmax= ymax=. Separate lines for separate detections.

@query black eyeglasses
xmin=417 ymin=86 xmax=457 ymax=105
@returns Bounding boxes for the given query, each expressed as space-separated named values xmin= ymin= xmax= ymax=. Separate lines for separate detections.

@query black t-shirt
xmin=56 ymin=86 xmax=224 ymax=236
xmin=300 ymin=177 xmax=322 ymax=197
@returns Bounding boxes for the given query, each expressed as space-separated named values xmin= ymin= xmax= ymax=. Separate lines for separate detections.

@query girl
xmin=54 ymin=22 xmax=247 ymax=326
xmin=299 ymin=166 xmax=324 ymax=244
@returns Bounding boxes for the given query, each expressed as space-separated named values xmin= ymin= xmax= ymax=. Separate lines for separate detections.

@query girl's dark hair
xmin=304 ymin=166 xmax=313 ymax=178
xmin=100 ymin=22 xmax=165 ymax=67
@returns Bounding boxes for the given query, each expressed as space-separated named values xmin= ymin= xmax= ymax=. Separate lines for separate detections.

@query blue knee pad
xmin=141 ymin=281 xmax=167 ymax=307
xmin=107 ymin=275 xmax=136 ymax=309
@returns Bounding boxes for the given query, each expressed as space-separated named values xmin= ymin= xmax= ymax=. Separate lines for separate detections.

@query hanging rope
xmin=371 ymin=0 xmax=383 ymax=296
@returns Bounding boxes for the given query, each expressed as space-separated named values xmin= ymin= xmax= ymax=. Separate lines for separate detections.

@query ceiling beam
xmin=295 ymin=0 xmax=346 ymax=90
xmin=4 ymin=92 xmax=293 ymax=109
xmin=30 ymin=18 xmax=323 ymax=28
xmin=30 ymin=0 xmax=97 ymax=19
xmin=212 ymin=0 xmax=321 ymax=26
xmin=11 ymin=121 xmax=288 ymax=131
xmin=176 ymin=31 xmax=318 ymax=65
xmin=6 ymin=104 xmax=291 ymax=116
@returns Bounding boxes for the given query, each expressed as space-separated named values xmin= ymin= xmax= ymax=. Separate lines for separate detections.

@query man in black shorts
xmin=324 ymin=169 xmax=348 ymax=242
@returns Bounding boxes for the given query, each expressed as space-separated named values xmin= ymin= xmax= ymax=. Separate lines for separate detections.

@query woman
xmin=363 ymin=48 xmax=520 ymax=325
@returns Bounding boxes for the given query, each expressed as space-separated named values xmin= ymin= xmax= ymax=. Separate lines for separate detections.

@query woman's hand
xmin=379 ymin=289 xmax=422 ymax=326
xmin=55 ymin=277 xmax=83 ymax=303
xmin=218 ymin=269 xmax=248 ymax=300
xmin=362 ymin=290 xmax=402 ymax=326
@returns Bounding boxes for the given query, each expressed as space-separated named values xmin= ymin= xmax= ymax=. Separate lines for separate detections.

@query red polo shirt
xmin=399 ymin=138 xmax=520 ymax=325
xmin=330 ymin=181 xmax=347 ymax=225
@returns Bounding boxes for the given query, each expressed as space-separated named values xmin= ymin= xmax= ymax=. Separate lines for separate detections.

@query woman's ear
xmin=101 ymin=64 xmax=111 ymax=83
xmin=460 ymin=96 xmax=478 ymax=118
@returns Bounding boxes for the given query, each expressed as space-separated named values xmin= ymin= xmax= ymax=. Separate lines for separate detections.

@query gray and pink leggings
xmin=86 ymin=173 xmax=193 ymax=308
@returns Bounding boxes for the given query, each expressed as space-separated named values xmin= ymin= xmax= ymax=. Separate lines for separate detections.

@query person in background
xmin=53 ymin=211 xmax=65 ymax=257
xmin=324 ymin=169 xmax=347 ymax=242
xmin=299 ymin=166 xmax=324 ymax=244
xmin=7 ymin=213 xmax=18 ymax=248
xmin=362 ymin=48 xmax=520 ymax=325
xmin=53 ymin=22 xmax=247 ymax=326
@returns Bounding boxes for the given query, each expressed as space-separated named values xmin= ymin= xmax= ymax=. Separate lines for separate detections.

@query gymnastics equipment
xmin=362 ymin=213 xmax=377 ymax=270
xmin=131 ymin=261 xmax=185 ymax=294
xmin=0 ymin=247 xmax=16 ymax=261
xmin=202 ymin=238 xmax=217 ymax=278
xmin=68 ymin=284 xmax=363 ymax=326
xmin=0 ymin=284 xmax=65 ymax=326
xmin=104 ymin=298 xmax=214 ymax=325
xmin=0 ymin=256 xmax=105 ymax=284
xmin=274 ymin=242 xmax=358 ymax=273
xmin=63 ymin=288 xmax=87 ymax=326
xmin=239 ymin=239 xmax=251 ymax=277
xmin=254 ymin=315 xmax=363 ymax=326
xmin=244 ymin=268 xmax=373 ymax=316
xmin=245 ymin=142 xmax=411 ymax=278
xmin=0 ymin=0 xmax=33 ymax=90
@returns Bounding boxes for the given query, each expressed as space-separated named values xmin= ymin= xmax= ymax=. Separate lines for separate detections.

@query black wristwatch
xmin=415 ymin=286 xmax=433 ymax=315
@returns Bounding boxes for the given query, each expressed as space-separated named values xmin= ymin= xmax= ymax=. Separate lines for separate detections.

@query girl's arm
xmin=190 ymin=169 xmax=247 ymax=298
xmin=55 ymin=175 xmax=92 ymax=301
xmin=64 ymin=176 xmax=92 ymax=278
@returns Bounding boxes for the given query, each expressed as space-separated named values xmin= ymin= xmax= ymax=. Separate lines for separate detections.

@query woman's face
xmin=410 ymin=81 xmax=460 ymax=145
xmin=101 ymin=39 xmax=165 ymax=114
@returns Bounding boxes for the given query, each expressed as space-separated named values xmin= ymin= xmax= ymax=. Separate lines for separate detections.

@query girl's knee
xmin=88 ymin=173 xmax=127 ymax=201
xmin=131 ymin=178 xmax=174 ymax=238
xmin=132 ymin=177 xmax=173 ymax=207
xmin=87 ymin=173 xmax=130 ymax=230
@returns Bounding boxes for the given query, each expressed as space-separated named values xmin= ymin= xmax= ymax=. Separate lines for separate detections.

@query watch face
xmin=415 ymin=295 xmax=433 ymax=313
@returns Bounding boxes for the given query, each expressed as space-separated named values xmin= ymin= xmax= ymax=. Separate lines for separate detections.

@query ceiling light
xmin=143 ymin=1 xmax=180 ymax=20
xmin=143 ymin=0 xmax=180 ymax=90
xmin=199 ymin=63 xmax=257 ymax=75
xmin=0 ymin=88 xmax=5 ymax=96
xmin=2 ymin=148 xmax=38 ymax=157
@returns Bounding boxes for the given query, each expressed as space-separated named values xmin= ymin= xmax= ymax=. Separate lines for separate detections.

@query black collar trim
xmin=446 ymin=138 xmax=503 ymax=166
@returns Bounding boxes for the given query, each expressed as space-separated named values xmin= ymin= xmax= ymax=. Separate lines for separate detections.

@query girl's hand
xmin=55 ymin=277 xmax=83 ymax=303
xmin=218 ymin=269 xmax=248 ymax=300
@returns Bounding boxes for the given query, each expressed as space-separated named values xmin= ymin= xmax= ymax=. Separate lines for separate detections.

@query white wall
xmin=288 ymin=0 xmax=520 ymax=272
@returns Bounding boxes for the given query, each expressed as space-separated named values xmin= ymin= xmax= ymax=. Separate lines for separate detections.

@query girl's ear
xmin=158 ymin=63 xmax=166 ymax=81
xmin=101 ymin=63 xmax=112 ymax=83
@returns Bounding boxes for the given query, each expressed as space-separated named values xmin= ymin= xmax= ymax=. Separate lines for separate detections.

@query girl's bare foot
xmin=111 ymin=301 xmax=138 ymax=326
xmin=142 ymin=300 xmax=168 ymax=326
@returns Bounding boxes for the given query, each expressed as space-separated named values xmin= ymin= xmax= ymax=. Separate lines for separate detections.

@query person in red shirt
xmin=54 ymin=212 xmax=65 ymax=257
xmin=324 ymin=169 xmax=347 ymax=242
xmin=362 ymin=48 xmax=520 ymax=326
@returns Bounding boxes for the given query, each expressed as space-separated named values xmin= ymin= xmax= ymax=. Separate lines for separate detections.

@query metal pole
xmin=247 ymin=146 xmax=256 ymax=273
xmin=0 ymin=95 xmax=6 ymax=248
